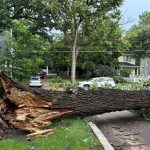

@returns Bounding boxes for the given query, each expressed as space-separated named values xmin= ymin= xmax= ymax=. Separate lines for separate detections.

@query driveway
xmin=92 ymin=110 xmax=150 ymax=150
xmin=42 ymin=78 xmax=51 ymax=90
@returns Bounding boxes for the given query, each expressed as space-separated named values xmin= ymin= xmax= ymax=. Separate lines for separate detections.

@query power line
xmin=45 ymin=50 xmax=150 ymax=53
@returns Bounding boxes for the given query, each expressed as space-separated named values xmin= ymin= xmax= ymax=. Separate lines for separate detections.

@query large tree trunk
xmin=71 ymin=26 xmax=78 ymax=84
xmin=29 ymin=87 xmax=150 ymax=117
xmin=0 ymin=70 xmax=150 ymax=138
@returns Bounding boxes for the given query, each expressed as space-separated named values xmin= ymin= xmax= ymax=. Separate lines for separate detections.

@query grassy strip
xmin=48 ymin=76 xmax=83 ymax=90
xmin=0 ymin=119 xmax=103 ymax=150
xmin=0 ymin=140 xmax=30 ymax=150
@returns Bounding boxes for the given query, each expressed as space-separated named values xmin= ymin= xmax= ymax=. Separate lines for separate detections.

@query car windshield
xmin=99 ymin=78 xmax=114 ymax=81
xmin=106 ymin=78 xmax=113 ymax=81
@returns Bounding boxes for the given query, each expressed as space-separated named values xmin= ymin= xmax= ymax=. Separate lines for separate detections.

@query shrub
xmin=113 ymin=76 xmax=127 ymax=83
xmin=49 ymin=76 xmax=64 ymax=83
xmin=94 ymin=65 xmax=117 ymax=77
xmin=143 ymin=80 xmax=150 ymax=87
xmin=83 ymin=71 xmax=93 ymax=79
xmin=136 ymin=108 xmax=150 ymax=120
xmin=119 ymin=68 xmax=131 ymax=77
xmin=91 ymin=83 xmax=98 ymax=90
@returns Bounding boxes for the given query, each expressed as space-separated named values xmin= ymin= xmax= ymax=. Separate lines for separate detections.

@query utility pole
xmin=10 ymin=28 xmax=13 ymax=78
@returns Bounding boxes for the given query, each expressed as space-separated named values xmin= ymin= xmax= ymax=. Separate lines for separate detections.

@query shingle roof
xmin=119 ymin=62 xmax=140 ymax=68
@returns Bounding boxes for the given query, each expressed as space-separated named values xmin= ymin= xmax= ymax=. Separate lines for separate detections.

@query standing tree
xmin=0 ymin=0 xmax=126 ymax=82
xmin=50 ymin=0 xmax=123 ymax=84
xmin=125 ymin=11 xmax=150 ymax=59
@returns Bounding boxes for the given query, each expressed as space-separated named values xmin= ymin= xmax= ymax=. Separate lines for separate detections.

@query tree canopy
xmin=0 ymin=0 xmax=128 ymax=82
xmin=125 ymin=11 xmax=150 ymax=59
xmin=0 ymin=20 xmax=50 ymax=80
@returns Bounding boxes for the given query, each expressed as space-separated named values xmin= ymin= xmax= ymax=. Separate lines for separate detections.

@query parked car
xmin=29 ymin=76 xmax=42 ymax=87
xmin=78 ymin=77 xmax=116 ymax=90
xmin=37 ymin=70 xmax=46 ymax=79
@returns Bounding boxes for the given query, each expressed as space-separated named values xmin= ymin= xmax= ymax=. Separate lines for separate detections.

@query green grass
xmin=48 ymin=76 xmax=70 ymax=90
xmin=0 ymin=140 xmax=31 ymax=150
xmin=48 ymin=76 xmax=84 ymax=90
xmin=48 ymin=76 xmax=69 ymax=84
xmin=0 ymin=119 xmax=103 ymax=150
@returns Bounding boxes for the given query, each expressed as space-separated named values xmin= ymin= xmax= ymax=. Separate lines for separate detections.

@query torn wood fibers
xmin=1 ymin=70 xmax=150 ymax=139
xmin=0 ymin=71 xmax=72 ymax=139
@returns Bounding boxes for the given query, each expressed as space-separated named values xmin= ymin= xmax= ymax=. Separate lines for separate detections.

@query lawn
xmin=0 ymin=119 xmax=103 ymax=150
xmin=48 ymin=76 xmax=83 ymax=91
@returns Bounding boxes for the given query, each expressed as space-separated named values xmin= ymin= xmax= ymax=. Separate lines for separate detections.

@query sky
xmin=121 ymin=0 xmax=150 ymax=30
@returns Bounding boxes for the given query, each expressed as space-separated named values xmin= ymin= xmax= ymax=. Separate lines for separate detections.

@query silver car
xmin=78 ymin=77 xmax=116 ymax=90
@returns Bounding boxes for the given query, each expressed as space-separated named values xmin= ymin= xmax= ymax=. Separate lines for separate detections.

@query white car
xmin=78 ymin=77 xmax=116 ymax=90
xmin=29 ymin=76 xmax=42 ymax=87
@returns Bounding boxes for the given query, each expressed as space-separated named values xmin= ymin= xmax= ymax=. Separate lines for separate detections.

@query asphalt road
xmin=92 ymin=110 xmax=150 ymax=150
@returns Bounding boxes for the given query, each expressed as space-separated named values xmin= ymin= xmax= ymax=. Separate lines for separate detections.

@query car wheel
xmin=83 ymin=85 xmax=90 ymax=90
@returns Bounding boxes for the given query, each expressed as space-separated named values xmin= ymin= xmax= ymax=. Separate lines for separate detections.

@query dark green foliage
xmin=113 ymin=76 xmax=127 ymax=83
xmin=0 ymin=0 xmax=54 ymax=37
xmin=136 ymin=108 xmax=150 ymax=120
xmin=49 ymin=76 xmax=65 ymax=83
xmin=143 ymin=80 xmax=150 ymax=87
xmin=126 ymin=11 xmax=150 ymax=58
xmin=119 ymin=68 xmax=131 ymax=77
xmin=94 ymin=65 xmax=117 ymax=77
xmin=0 ymin=20 xmax=49 ymax=81
xmin=0 ymin=0 xmax=127 ymax=82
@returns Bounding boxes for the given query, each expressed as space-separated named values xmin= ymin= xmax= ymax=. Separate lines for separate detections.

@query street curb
xmin=89 ymin=122 xmax=114 ymax=150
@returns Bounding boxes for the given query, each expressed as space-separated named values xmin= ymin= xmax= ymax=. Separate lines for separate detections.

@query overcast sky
xmin=121 ymin=0 xmax=150 ymax=30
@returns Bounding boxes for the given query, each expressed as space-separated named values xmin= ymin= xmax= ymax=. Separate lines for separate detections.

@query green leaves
xmin=126 ymin=11 xmax=150 ymax=59
xmin=0 ymin=20 xmax=48 ymax=81
xmin=0 ymin=0 xmax=126 ymax=81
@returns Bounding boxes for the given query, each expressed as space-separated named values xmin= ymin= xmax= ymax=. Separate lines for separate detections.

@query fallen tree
xmin=0 ymin=70 xmax=150 ymax=139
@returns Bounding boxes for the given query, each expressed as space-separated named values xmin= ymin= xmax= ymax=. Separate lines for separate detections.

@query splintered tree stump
xmin=0 ymin=70 xmax=150 ymax=138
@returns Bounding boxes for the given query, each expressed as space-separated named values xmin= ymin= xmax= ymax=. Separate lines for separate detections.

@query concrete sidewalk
xmin=92 ymin=110 xmax=150 ymax=150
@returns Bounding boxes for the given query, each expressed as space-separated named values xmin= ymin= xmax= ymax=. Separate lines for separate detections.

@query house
xmin=118 ymin=52 xmax=140 ymax=76
xmin=140 ymin=57 xmax=150 ymax=76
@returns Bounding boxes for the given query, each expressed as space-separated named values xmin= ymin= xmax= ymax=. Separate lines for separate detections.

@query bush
xmin=49 ymin=76 xmax=64 ymax=83
xmin=83 ymin=71 xmax=93 ymax=79
xmin=48 ymin=76 xmax=70 ymax=90
xmin=119 ymin=68 xmax=131 ymax=77
xmin=94 ymin=65 xmax=117 ymax=77
xmin=136 ymin=108 xmax=150 ymax=120
xmin=143 ymin=80 xmax=150 ymax=87
xmin=113 ymin=76 xmax=127 ymax=83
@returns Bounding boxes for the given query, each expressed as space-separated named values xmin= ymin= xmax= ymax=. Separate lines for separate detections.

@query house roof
xmin=122 ymin=51 xmax=134 ymax=56
xmin=119 ymin=62 xmax=140 ymax=68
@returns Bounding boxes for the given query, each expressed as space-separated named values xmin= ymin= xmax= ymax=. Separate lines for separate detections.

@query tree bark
xmin=30 ymin=88 xmax=150 ymax=117
xmin=71 ymin=26 xmax=78 ymax=85
xmin=1 ymin=70 xmax=150 ymax=138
